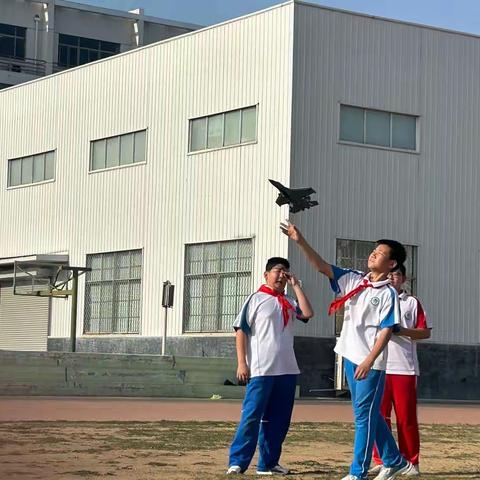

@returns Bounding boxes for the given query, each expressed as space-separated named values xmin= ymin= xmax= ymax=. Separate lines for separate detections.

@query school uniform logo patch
xmin=405 ymin=311 xmax=412 ymax=320
xmin=370 ymin=297 xmax=380 ymax=307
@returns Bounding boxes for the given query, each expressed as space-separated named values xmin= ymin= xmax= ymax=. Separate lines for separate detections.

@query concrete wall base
xmin=47 ymin=336 xmax=480 ymax=400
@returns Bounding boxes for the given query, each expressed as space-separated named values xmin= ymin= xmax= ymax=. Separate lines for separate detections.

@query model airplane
xmin=269 ymin=179 xmax=318 ymax=213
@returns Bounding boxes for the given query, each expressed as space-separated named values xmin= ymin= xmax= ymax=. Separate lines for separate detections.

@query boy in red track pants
xmin=372 ymin=265 xmax=432 ymax=476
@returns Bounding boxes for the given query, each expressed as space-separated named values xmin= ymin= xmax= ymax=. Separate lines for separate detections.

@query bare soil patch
xmin=0 ymin=421 xmax=478 ymax=479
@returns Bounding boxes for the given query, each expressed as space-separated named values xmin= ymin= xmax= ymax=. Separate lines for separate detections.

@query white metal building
xmin=0 ymin=1 xmax=478 ymax=398
xmin=0 ymin=0 xmax=198 ymax=89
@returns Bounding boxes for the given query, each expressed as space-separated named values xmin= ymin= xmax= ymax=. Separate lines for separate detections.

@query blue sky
xmin=78 ymin=0 xmax=480 ymax=34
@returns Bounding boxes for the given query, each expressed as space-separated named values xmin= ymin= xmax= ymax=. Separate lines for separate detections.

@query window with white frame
xmin=184 ymin=239 xmax=253 ymax=332
xmin=189 ymin=106 xmax=257 ymax=152
xmin=334 ymin=239 xmax=417 ymax=335
xmin=90 ymin=130 xmax=147 ymax=171
xmin=84 ymin=250 xmax=142 ymax=334
xmin=340 ymin=105 xmax=417 ymax=151
xmin=7 ymin=151 xmax=55 ymax=187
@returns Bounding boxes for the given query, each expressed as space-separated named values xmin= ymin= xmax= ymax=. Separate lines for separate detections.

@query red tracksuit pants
xmin=372 ymin=374 xmax=420 ymax=466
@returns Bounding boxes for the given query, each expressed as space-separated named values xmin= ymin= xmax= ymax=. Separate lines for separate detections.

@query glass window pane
xmin=204 ymin=243 xmax=219 ymax=273
xmin=79 ymin=37 xmax=99 ymax=49
xmin=207 ymin=114 xmax=223 ymax=149
xmin=9 ymin=159 xmax=22 ymax=186
xmin=133 ymin=130 xmax=146 ymax=163
xmin=120 ymin=133 xmax=134 ymax=165
xmin=365 ymin=109 xmax=390 ymax=147
xmin=0 ymin=36 xmax=15 ymax=57
xmin=88 ymin=50 xmax=99 ymax=62
xmin=224 ymin=110 xmax=241 ymax=146
xmin=91 ymin=139 xmax=106 ymax=170
xmin=100 ymin=41 xmax=119 ymax=53
xmin=392 ymin=114 xmax=416 ymax=150
xmin=79 ymin=48 xmax=89 ymax=65
xmin=241 ymin=107 xmax=257 ymax=143
xmin=190 ymin=118 xmax=206 ymax=152
xmin=0 ymin=24 xmax=16 ymax=36
xmin=32 ymin=154 xmax=45 ymax=182
xmin=44 ymin=151 xmax=55 ymax=180
xmin=15 ymin=38 xmax=25 ymax=58
xmin=21 ymin=156 xmax=33 ymax=184
xmin=58 ymin=45 xmax=68 ymax=66
xmin=59 ymin=34 xmax=78 ymax=46
xmin=106 ymin=136 xmax=120 ymax=168
xmin=67 ymin=46 xmax=78 ymax=67
xmin=340 ymin=105 xmax=364 ymax=143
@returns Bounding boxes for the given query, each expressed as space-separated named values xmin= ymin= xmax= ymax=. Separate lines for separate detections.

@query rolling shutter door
xmin=0 ymin=286 xmax=49 ymax=351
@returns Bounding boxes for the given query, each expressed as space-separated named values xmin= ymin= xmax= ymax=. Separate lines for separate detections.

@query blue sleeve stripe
xmin=329 ymin=264 xmax=356 ymax=294
xmin=295 ymin=305 xmax=303 ymax=318
xmin=237 ymin=294 xmax=254 ymax=334
xmin=379 ymin=286 xmax=397 ymax=329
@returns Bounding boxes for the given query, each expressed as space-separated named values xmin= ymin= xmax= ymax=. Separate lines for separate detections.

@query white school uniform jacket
xmin=330 ymin=265 xmax=400 ymax=371
xmin=386 ymin=291 xmax=431 ymax=376
xmin=233 ymin=290 xmax=303 ymax=378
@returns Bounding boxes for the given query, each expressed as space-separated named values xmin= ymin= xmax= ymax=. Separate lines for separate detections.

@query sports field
xmin=1 ymin=420 xmax=479 ymax=479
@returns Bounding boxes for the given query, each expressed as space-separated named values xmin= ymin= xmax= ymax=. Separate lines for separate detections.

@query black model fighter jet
xmin=269 ymin=179 xmax=319 ymax=214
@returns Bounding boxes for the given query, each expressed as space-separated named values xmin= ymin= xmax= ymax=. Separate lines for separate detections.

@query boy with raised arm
xmin=281 ymin=221 xmax=414 ymax=480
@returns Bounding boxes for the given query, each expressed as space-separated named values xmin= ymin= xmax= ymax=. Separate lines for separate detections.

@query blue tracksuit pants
xmin=344 ymin=359 xmax=406 ymax=479
xmin=228 ymin=374 xmax=297 ymax=472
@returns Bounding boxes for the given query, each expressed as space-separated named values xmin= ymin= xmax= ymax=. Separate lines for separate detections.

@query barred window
xmin=335 ymin=239 xmax=417 ymax=335
xmin=184 ymin=239 xmax=253 ymax=332
xmin=84 ymin=250 xmax=142 ymax=334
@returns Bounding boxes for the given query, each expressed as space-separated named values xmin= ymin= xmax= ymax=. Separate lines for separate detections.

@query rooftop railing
xmin=0 ymin=56 xmax=47 ymax=76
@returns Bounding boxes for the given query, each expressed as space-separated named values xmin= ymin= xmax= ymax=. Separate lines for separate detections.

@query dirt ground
xmin=0 ymin=421 xmax=479 ymax=480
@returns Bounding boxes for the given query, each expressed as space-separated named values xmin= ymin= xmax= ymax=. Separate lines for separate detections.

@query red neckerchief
xmin=328 ymin=278 xmax=373 ymax=316
xmin=258 ymin=284 xmax=294 ymax=328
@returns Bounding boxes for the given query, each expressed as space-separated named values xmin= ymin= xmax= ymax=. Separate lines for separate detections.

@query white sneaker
xmin=403 ymin=464 xmax=420 ymax=476
xmin=226 ymin=465 xmax=242 ymax=475
xmin=256 ymin=464 xmax=290 ymax=475
xmin=373 ymin=461 xmax=415 ymax=480
xmin=369 ymin=464 xmax=383 ymax=474
xmin=340 ymin=475 xmax=366 ymax=480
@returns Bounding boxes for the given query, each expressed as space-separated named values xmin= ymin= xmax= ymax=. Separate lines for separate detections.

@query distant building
xmin=0 ymin=0 xmax=198 ymax=89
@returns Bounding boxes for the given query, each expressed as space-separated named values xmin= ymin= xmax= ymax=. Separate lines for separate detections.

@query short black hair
xmin=376 ymin=239 xmax=407 ymax=269
xmin=265 ymin=257 xmax=290 ymax=271
xmin=392 ymin=264 xmax=406 ymax=277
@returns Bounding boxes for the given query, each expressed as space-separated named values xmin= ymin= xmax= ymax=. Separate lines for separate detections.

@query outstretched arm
xmin=280 ymin=221 xmax=334 ymax=279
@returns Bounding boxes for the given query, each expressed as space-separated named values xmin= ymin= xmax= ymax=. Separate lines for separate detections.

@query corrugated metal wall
xmin=0 ymin=287 xmax=49 ymax=351
xmin=291 ymin=2 xmax=480 ymax=344
xmin=2 ymin=1 xmax=478 ymax=347
xmin=0 ymin=3 xmax=294 ymax=341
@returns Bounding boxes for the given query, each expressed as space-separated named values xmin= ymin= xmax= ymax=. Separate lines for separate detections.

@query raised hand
xmin=279 ymin=220 xmax=302 ymax=243
xmin=284 ymin=272 xmax=300 ymax=287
